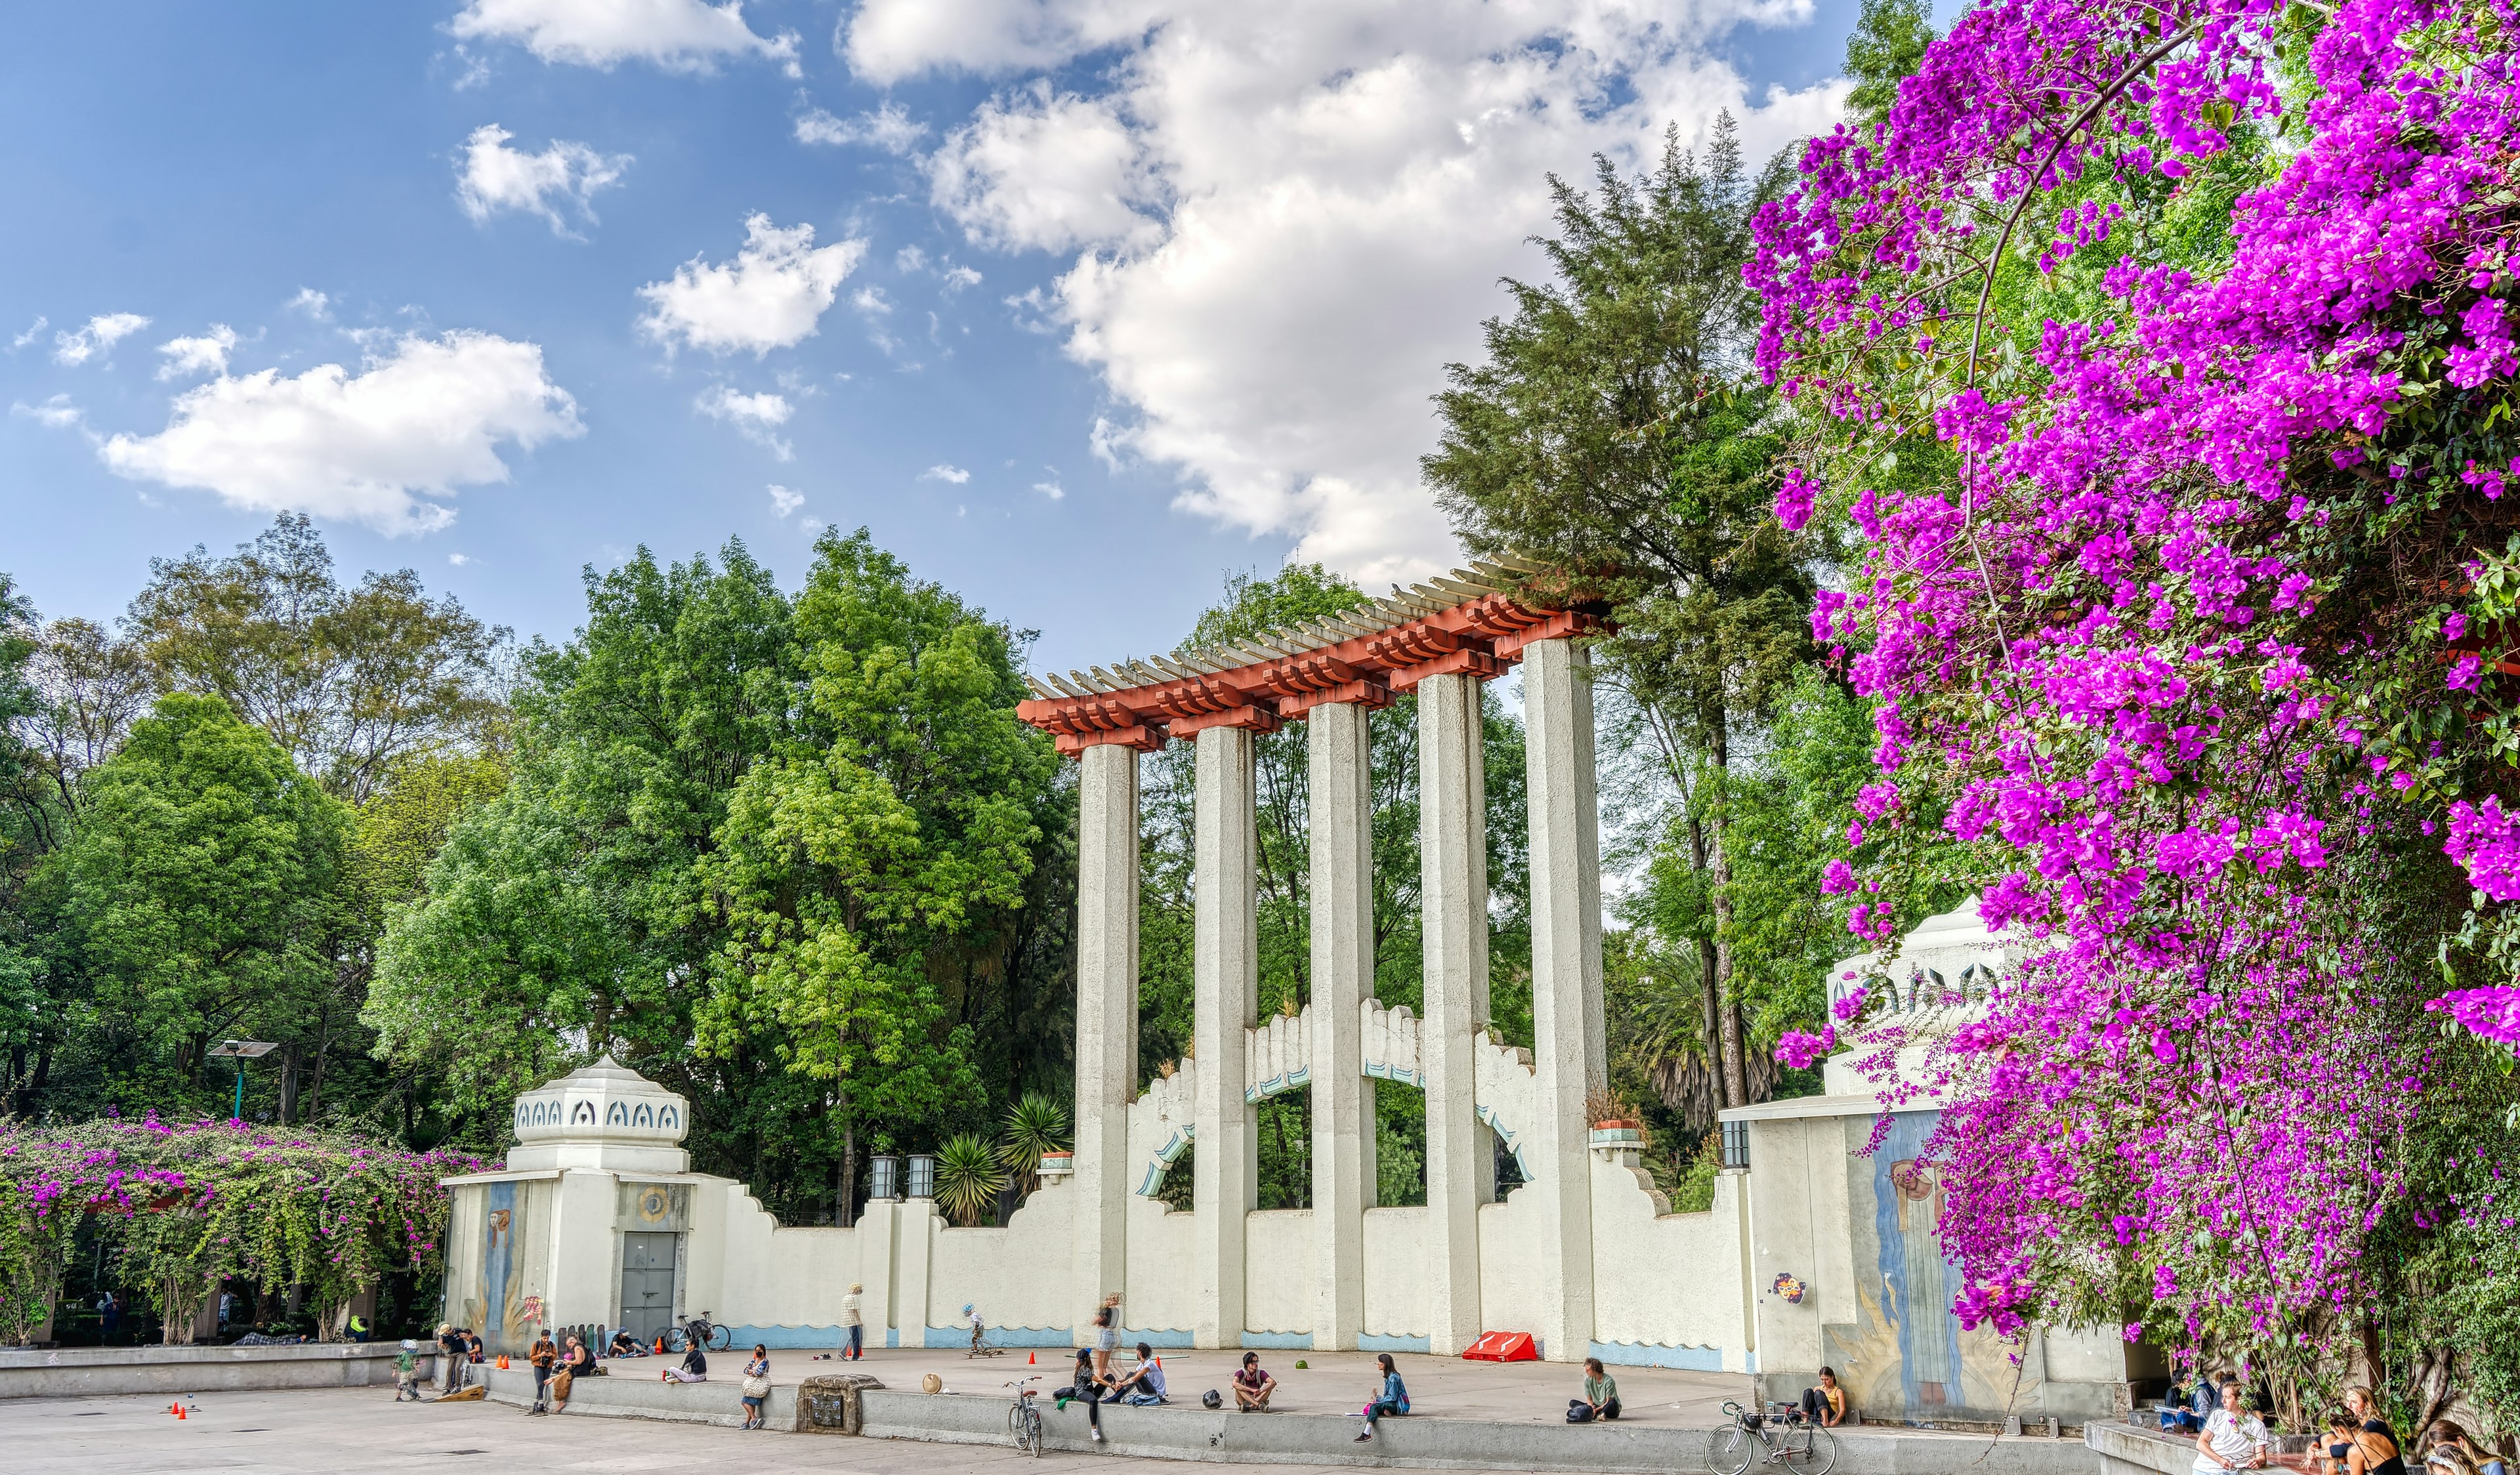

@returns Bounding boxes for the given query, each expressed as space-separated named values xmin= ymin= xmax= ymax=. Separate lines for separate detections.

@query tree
xmin=1426 ymin=118 xmax=1823 ymax=1113
xmin=1840 ymin=0 xmax=1937 ymax=129
xmin=32 ymin=694 xmax=350 ymax=1117
xmin=127 ymin=513 xmax=503 ymax=802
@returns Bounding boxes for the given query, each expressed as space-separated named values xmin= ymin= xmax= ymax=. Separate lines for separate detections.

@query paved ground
xmin=732 ymin=1344 xmax=1752 ymax=1426
xmin=0 ymin=1349 xmax=1759 ymax=1474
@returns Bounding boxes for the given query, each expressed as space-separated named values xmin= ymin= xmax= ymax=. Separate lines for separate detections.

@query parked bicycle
xmin=1707 ymin=1399 xmax=1838 ymax=1475
xmin=660 ymin=1312 xmax=733 ymax=1354
xmin=1005 ymin=1375 xmax=1045 ymax=1456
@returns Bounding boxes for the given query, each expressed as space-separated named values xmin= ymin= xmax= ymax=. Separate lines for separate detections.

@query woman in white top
xmin=2194 ymin=1382 xmax=2270 ymax=1474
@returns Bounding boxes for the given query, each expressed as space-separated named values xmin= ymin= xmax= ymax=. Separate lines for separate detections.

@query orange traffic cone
xmin=1028 ymin=1352 xmax=1036 ymax=1365
xmin=497 ymin=1354 xmax=510 ymax=1370
xmin=169 ymin=1402 xmax=178 ymax=1416
xmin=177 ymin=1407 xmax=187 ymax=1420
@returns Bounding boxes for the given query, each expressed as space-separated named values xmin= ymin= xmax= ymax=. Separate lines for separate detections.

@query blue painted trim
xmin=885 ymin=1327 xmax=900 ymax=1349
xmin=1588 ymin=1339 xmax=1725 ymax=1371
xmin=1135 ymin=1125 xmax=1195 ymax=1197
xmin=1362 ymin=1062 xmax=1425 ymax=1089
xmin=1122 ymin=1327 xmax=1196 ymax=1348
xmin=925 ymin=1325 xmax=1080 ymax=1348
xmin=719 ymin=1323 xmax=851 ymax=1350
xmin=1358 ymin=1333 xmax=1431 ymax=1353
xmin=1244 ymin=1066 xmax=1312 ymax=1104
xmin=1473 ymin=1102 xmax=1533 ymax=1178
xmin=1746 ymin=1349 xmax=1758 ymax=1376
xmin=1240 ymin=1331 xmax=1312 ymax=1349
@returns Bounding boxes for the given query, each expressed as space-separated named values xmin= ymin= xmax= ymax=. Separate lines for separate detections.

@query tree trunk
xmin=1704 ymin=722 xmax=1749 ymax=1110
xmin=278 ymin=1044 xmax=301 ymax=1125
xmin=837 ymin=1121 xmax=857 ymax=1229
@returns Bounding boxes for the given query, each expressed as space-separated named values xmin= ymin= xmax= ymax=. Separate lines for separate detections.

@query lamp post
xmin=204 ymin=1040 xmax=278 ymax=1121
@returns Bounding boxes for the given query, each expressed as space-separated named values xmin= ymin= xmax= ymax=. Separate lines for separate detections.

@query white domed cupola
xmin=507 ymin=1054 xmax=691 ymax=1173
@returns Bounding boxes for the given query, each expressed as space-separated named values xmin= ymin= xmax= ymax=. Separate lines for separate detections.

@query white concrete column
xmin=1307 ymin=699 xmax=1373 ymax=1352
xmin=1418 ymin=671 xmax=1488 ymax=1354
xmin=1522 ymin=637 xmax=1605 ymax=1361
xmin=1072 ymin=741 xmax=1140 ymax=1344
xmin=1192 ymin=723 xmax=1259 ymax=1349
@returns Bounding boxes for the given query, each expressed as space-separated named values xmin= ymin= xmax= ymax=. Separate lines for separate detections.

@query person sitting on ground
xmin=740 ymin=1344 xmax=771 ymax=1430
xmin=2347 ymin=1387 xmax=2409 ymax=1475
xmin=1232 ymin=1352 xmax=1276 ymax=1411
xmin=1568 ymin=1358 xmax=1621 ymax=1423
xmin=607 ymin=1329 xmax=643 ymax=1359
xmin=528 ymin=1331 xmax=559 ymax=1414
xmin=663 ymin=1337 xmax=709 ymax=1384
xmin=1055 ymin=1346 xmax=1107 ymax=1443
xmin=1355 ymin=1353 xmax=1409 ymax=1442
xmin=1800 ymin=1365 xmax=1845 ymax=1427
xmin=1109 ymin=1342 xmax=1167 ymax=1406
xmin=2192 ymin=1381 xmax=2269 ymax=1474
xmin=347 ymin=1311 xmax=370 ymax=1342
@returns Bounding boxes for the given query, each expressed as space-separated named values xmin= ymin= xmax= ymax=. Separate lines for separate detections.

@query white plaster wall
xmin=1244 ymin=1210 xmax=1314 ymax=1335
xmin=1124 ymin=1194 xmax=1198 ymax=1333
xmin=1360 ymin=1206 xmax=1431 ymax=1339
xmin=1589 ymin=1152 xmax=1753 ymax=1370
xmin=547 ymin=1171 xmax=619 ymax=1327
xmin=1476 ymin=1188 xmax=1548 ymax=1340
xmin=706 ymin=1180 xmax=860 ymax=1331
xmin=2043 ymin=1324 xmax=2133 ymax=1382
xmin=1743 ymin=1115 xmax=1860 ymax=1380
xmin=925 ymin=1184 xmax=1074 ymax=1333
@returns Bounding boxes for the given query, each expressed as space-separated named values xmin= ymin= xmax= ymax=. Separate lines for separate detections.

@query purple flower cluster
xmin=1746 ymin=0 xmax=2520 ymax=1357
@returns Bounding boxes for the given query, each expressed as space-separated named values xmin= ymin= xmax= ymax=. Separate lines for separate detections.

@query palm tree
xmin=998 ymin=1092 xmax=1070 ymax=1195
xmin=934 ymin=1134 xmax=1009 ymax=1227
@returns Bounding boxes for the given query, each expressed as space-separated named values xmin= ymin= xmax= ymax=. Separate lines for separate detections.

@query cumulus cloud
xmin=9 ymin=317 xmax=45 ymax=352
xmin=694 ymin=383 xmax=795 ymax=459
xmin=794 ymin=100 xmax=928 ymax=154
xmin=287 ymin=289 xmax=332 ymax=320
xmin=768 ymin=483 xmax=805 ymax=516
xmin=100 ymin=330 xmax=583 ymax=535
xmin=1034 ymin=479 xmax=1064 ymax=501
xmin=637 ymin=214 xmax=867 ymax=357
xmin=54 ymin=313 xmax=151 ymax=366
xmin=449 ymin=0 xmax=799 ymax=75
xmin=456 ymin=124 xmax=633 ymax=235
xmin=921 ymin=463 xmax=970 ymax=483
xmin=850 ymin=0 xmax=1843 ymax=581
xmin=156 ymin=325 xmax=239 ymax=381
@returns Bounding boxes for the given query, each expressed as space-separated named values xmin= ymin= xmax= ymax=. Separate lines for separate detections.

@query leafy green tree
xmin=127 ymin=514 xmax=503 ymax=803
xmin=1426 ymin=118 xmax=1820 ymax=1112
xmin=32 ymin=694 xmax=350 ymax=1116
xmin=1841 ymin=0 xmax=1937 ymax=129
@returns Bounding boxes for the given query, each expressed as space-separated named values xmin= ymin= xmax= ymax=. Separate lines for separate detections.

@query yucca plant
xmin=998 ymin=1091 xmax=1071 ymax=1192
xmin=934 ymin=1133 xmax=1009 ymax=1227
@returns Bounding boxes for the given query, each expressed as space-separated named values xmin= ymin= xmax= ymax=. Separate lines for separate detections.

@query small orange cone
xmin=177 ymin=1407 xmax=187 ymax=1420
xmin=1028 ymin=1351 xmax=1036 ymax=1365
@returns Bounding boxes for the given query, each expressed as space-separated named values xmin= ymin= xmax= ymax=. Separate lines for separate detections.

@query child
xmin=394 ymin=1339 xmax=421 ymax=1402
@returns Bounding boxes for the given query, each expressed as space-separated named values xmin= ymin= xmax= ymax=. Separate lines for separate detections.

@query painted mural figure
xmin=1889 ymin=1159 xmax=1955 ymax=1407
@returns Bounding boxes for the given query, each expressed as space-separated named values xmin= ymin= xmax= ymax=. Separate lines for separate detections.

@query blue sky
xmin=1 ymin=0 xmax=1863 ymax=675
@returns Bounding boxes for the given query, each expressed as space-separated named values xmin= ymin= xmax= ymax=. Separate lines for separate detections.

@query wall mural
xmin=1828 ymin=1110 xmax=2038 ymax=1426
xmin=483 ymin=1180 xmax=528 ymax=1350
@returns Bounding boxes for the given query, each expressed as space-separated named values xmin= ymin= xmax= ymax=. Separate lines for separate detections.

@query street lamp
xmin=204 ymin=1040 xmax=278 ymax=1121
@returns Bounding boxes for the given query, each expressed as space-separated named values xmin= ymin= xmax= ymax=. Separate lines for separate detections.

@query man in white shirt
xmin=1112 ymin=1342 xmax=1167 ymax=1405
xmin=842 ymin=1283 xmax=864 ymax=1361
xmin=2193 ymin=1381 xmax=2270 ymax=1473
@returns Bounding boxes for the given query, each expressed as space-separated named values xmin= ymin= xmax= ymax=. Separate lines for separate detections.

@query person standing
xmin=2193 ymin=1382 xmax=2269 ymax=1473
xmin=528 ymin=1330 xmax=558 ymax=1414
xmin=843 ymin=1283 xmax=864 ymax=1361
xmin=1091 ymin=1294 xmax=1121 ymax=1386
xmin=1355 ymin=1354 xmax=1408 ymax=1442
xmin=740 ymin=1345 xmax=772 ymax=1430
xmin=436 ymin=1323 xmax=467 ymax=1394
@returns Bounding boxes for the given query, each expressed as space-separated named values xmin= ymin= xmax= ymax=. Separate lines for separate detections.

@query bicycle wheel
xmin=1786 ymin=1427 xmax=1838 ymax=1475
xmin=709 ymin=1323 xmax=734 ymax=1352
xmin=661 ymin=1327 xmax=685 ymax=1354
xmin=1706 ymin=1425 xmax=1757 ymax=1475
xmin=1023 ymin=1403 xmax=1045 ymax=1456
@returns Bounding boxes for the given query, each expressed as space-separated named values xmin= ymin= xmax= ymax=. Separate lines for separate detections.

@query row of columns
xmin=1069 ymin=639 xmax=1605 ymax=1359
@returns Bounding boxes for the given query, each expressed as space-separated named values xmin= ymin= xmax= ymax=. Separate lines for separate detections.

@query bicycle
xmin=661 ymin=1313 xmax=734 ymax=1354
xmin=1707 ymin=1399 xmax=1838 ymax=1475
xmin=1005 ymin=1375 xmax=1046 ymax=1456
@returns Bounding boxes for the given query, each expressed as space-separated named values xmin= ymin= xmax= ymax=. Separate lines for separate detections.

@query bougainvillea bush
xmin=1750 ymin=0 xmax=2520 ymax=1415
xmin=0 ymin=1115 xmax=492 ymax=1345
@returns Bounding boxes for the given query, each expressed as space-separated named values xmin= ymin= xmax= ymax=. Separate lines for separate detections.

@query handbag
xmin=742 ymin=1374 xmax=772 ymax=1398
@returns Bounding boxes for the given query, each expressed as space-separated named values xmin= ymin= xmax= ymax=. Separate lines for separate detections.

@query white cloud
xmin=942 ymin=265 xmax=983 ymax=291
xmin=156 ymin=325 xmax=239 ymax=381
xmin=795 ymin=100 xmax=929 ymax=154
xmin=768 ymin=484 xmax=805 ymax=516
xmin=287 ymin=289 xmax=332 ymax=320
xmin=9 ymin=317 xmax=45 ymax=352
xmin=1033 ymin=479 xmax=1064 ymax=501
xmin=921 ymin=463 xmax=971 ymax=483
xmin=849 ymin=0 xmax=1843 ymax=581
xmin=636 ymin=214 xmax=867 ymax=357
xmin=852 ymin=285 xmax=892 ymax=316
xmin=53 ymin=313 xmax=151 ymax=366
xmin=11 ymin=394 xmax=85 ymax=431
xmin=694 ymin=384 xmax=795 ymax=459
xmin=100 ymin=330 xmax=582 ymax=535
xmin=456 ymin=124 xmax=633 ymax=236
xmin=449 ymin=552 xmax=474 ymax=566
xmin=450 ymin=0 xmax=800 ymax=75
xmin=928 ymin=82 xmax=1159 ymax=253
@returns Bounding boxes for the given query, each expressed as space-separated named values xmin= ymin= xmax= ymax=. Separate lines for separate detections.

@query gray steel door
xmin=618 ymin=1232 xmax=677 ymax=1343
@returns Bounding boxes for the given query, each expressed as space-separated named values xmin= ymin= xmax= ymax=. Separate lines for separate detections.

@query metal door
xmin=618 ymin=1232 xmax=677 ymax=1344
